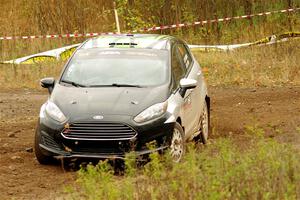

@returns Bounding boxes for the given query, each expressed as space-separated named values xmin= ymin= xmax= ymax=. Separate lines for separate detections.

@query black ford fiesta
xmin=35 ymin=34 xmax=210 ymax=164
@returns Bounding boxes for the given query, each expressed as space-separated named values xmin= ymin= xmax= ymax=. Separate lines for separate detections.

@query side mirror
xmin=179 ymin=78 xmax=197 ymax=97
xmin=180 ymin=78 xmax=197 ymax=89
xmin=40 ymin=77 xmax=55 ymax=94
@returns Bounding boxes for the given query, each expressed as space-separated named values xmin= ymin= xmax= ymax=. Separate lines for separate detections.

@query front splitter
xmin=40 ymin=143 xmax=168 ymax=160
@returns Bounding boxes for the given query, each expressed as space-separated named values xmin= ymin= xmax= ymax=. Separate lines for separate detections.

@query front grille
xmin=61 ymin=122 xmax=137 ymax=141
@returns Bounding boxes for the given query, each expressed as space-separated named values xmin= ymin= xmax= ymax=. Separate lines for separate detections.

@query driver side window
xmin=171 ymin=45 xmax=186 ymax=89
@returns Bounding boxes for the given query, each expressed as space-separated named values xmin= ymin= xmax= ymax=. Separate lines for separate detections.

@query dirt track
xmin=1 ymin=86 xmax=300 ymax=199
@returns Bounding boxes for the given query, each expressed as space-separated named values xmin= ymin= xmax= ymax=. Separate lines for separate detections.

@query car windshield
xmin=61 ymin=49 xmax=169 ymax=87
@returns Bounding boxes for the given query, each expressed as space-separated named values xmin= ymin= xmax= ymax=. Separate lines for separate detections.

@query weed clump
xmin=67 ymin=137 xmax=300 ymax=200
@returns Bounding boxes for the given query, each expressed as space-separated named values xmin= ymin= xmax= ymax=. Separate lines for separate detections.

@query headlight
xmin=45 ymin=101 xmax=67 ymax=123
xmin=39 ymin=103 xmax=46 ymax=118
xmin=134 ymin=101 xmax=168 ymax=123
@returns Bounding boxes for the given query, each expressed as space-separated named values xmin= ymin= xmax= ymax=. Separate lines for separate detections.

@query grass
xmin=0 ymin=61 xmax=64 ymax=91
xmin=65 ymin=133 xmax=300 ymax=200
xmin=193 ymin=39 xmax=300 ymax=87
xmin=0 ymin=2 xmax=299 ymax=199
xmin=0 ymin=40 xmax=299 ymax=90
xmin=0 ymin=1 xmax=299 ymax=61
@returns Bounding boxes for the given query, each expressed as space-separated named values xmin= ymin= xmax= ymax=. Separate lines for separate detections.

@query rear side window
xmin=177 ymin=43 xmax=193 ymax=69
xmin=171 ymin=45 xmax=186 ymax=87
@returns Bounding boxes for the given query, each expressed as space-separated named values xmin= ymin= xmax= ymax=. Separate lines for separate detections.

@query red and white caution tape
xmin=189 ymin=32 xmax=300 ymax=51
xmin=0 ymin=32 xmax=117 ymax=40
xmin=2 ymin=32 xmax=299 ymax=64
xmin=135 ymin=8 xmax=300 ymax=32
xmin=0 ymin=8 xmax=299 ymax=40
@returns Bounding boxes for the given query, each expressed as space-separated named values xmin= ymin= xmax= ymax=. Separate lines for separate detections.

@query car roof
xmin=81 ymin=34 xmax=176 ymax=51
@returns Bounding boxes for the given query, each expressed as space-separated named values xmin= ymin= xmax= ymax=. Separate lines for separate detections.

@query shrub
xmin=66 ymin=136 xmax=300 ymax=200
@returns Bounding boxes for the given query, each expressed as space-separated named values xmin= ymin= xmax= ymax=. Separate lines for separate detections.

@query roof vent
xmin=109 ymin=42 xmax=138 ymax=48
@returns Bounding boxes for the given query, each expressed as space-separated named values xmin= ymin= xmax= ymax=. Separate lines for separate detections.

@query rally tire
xmin=200 ymin=100 xmax=210 ymax=144
xmin=170 ymin=122 xmax=185 ymax=162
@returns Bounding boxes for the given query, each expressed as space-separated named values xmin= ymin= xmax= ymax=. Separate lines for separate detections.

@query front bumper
xmin=40 ymin=143 xmax=168 ymax=160
xmin=37 ymin=113 xmax=175 ymax=159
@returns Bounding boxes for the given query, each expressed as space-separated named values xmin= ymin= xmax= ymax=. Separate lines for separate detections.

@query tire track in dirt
xmin=210 ymin=86 xmax=300 ymax=148
xmin=0 ymin=86 xmax=299 ymax=199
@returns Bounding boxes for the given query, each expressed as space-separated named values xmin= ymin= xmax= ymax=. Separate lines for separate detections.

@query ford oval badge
xmin=93 ymin=115 xmax=104 ymax=120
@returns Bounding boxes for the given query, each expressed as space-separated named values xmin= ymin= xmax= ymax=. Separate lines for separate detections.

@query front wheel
xmin=200 ymin=100 xmax=209 ymax=144
xmin=170 ymin=122 xmax=185 ymax=162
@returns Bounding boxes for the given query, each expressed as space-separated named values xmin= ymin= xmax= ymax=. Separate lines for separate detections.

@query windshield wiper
xmin=112 ymin=83 xmax=143 ymax=88
xmin=61 ymin=80 xmax=87 ymax=87
xmin=89 ymin=83 xmax=143 ymax=88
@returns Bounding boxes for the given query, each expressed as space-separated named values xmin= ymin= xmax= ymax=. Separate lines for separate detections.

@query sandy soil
xmin=0 ymin=86 xmax=299 ymax=199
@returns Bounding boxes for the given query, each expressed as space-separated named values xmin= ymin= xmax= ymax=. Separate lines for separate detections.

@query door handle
xmin=197 ymin=71 xmax=202 ymax=76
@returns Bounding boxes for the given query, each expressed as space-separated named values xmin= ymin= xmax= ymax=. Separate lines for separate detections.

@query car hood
xmin=50 ymin=83 xmax=170 ymax=120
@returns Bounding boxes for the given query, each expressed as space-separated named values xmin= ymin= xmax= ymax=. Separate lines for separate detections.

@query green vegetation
xmin=0 ymin=0 xmax=299 ymax=60
xmin=1 ymin=1 xmax=299 ymax=89
xmin=66 ymin=133 xmax=300 ymax=200
xmin=0 ymin=2 xmax=299 ymax=199
xmin=116 ymin=0 xmax=300 ymax=44
xmin=0 ymin=61 xmax=64 ymax=90
xmin=193 ymin=40 xmax=300 ymax=87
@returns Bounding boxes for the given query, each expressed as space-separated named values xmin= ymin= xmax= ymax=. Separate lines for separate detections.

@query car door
xmin=171 ymin=43 xmax=198 ymax=138
xmin=176 ymin=42 xmax=203 ymax=138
